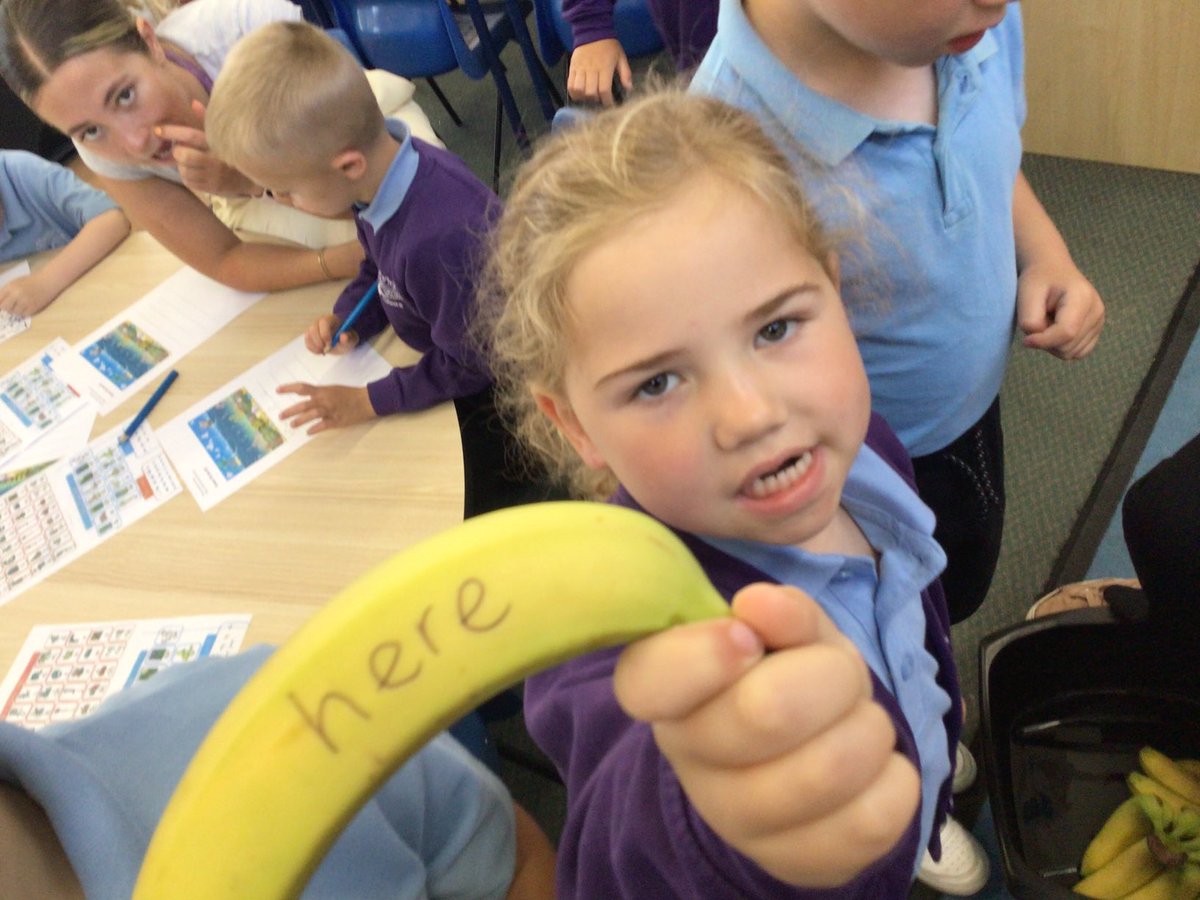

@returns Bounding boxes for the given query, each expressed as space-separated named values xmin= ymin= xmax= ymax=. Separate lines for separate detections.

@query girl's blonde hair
xmin=478 ymin=87 xmax=841 ymax=499
xmin=206 ymin=21 xmax=384 ymax=175
xmin=0 ymin=0 xmax=177 ymax=105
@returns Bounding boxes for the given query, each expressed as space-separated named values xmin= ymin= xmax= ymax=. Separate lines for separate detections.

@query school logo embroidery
xmin=378 ymin=275 xmax=406 ymax=310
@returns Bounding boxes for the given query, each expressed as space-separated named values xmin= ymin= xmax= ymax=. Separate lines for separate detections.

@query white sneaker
xmin=952 ymin=741 xmax=977 ymax=794
xmin=917 ymin=816 xmax=990 ymax=896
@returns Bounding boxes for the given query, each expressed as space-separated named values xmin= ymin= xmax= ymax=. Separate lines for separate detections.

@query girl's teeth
xmin=749 ymin=450 xmax=813 ymax=498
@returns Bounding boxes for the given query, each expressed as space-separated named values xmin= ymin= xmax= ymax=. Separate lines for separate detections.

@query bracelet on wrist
xmin=316 ymin=248 xmax=334 ymax=281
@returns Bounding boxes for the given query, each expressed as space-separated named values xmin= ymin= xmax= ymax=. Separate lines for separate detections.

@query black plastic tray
xmin=979 ymin=606 xmax=1200 ymax=898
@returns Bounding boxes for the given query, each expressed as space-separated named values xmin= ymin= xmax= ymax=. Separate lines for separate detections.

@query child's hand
xmin=159 ymin=100 xmax=259 ymax=197
xmin=0 ymin=272 xmax=56 ymax=317
xmin=277 ymin=383 xmax=376 ymax=434
xmin=304 ymin=314 xmax=358 ymax=355
xmin=613 ymin=583 xmax=920 ymax=889
xmin=566 ymin=38 xmax=633 ymax=107
xmin=1017 ymin=260 xmax=1106 ymax=360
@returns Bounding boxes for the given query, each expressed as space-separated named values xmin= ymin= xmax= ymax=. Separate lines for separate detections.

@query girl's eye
xmin=635 ymin=372 xmax=677 ymax=399
xmin=115 ymin=86 xmax=135 ymax=107
xmin=79 ymin=125 xmax=102 ymax=142
xmin=757 ymin=318 xmax=796 ymax=344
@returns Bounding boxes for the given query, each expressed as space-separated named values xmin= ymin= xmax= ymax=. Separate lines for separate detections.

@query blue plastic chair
xmin=533 ymin=0 xmax=663 ymax=68
xmin=297 ymin=0 xmax=554 ymax=187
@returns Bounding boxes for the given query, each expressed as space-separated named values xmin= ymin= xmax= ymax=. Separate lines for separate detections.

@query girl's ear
xmin=331 ymin=149 xmax=368 ymax=181
xmin=533 ymin=391 xmax=606 ymax=470
xmin=134 ymin=17 xmax=165 ymax=63
xmin=825 ymin=250 xmax=841 ymax=292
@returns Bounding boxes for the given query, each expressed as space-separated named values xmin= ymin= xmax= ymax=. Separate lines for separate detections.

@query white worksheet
xmin=50 ymin=267 xmax=264 ymax=413
xmin=0 ymin=613 xmax=250 ymax=729
xmin=0 ymin=262 xmax=33 ymax=343
xmin=157 ymin=335 xmax=392 ymax=511
xmin=0 ymin=423 xmax=181 ymax=605
xmin=0 ymin=338 xmax=94 ymax=469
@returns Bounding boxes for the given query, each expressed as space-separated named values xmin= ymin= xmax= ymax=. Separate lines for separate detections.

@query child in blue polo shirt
xmin=690 ymin=1 xmax=1107 ymax=891
xmin=0 ymin=150 xmax=130 ymax=317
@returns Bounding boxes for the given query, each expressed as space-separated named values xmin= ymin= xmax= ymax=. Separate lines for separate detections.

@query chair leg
xmin=492 ymin=92 xmax=504 ymax=193
xmin=502 ymin=0 xmax=563 ymax=120
xmin=424 ymin=76 xmax=464 ymax=127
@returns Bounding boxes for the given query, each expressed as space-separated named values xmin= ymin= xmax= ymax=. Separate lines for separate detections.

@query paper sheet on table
xmin=0 ymin=338 xmax=94 ymax=469
xmin=157 ymin=335 xmax=392 ymax=511
xmin=0 ymin=613 xmax=250 ymax=729
xmin=50 ymin=266 xmax=264 ymax=414
xmin=0 ymin=262 xmax=33 ymax=343
xmin=0 ymin=422 xmax=181 ymax=606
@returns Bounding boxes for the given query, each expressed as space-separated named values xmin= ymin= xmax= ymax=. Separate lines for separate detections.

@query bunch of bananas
xmin=1074 ymin=747 xmax=1200 ymax=898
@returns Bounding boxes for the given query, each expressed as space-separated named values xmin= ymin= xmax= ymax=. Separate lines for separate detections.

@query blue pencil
xmin=119 ymin=369 xmax=179 ymax=443
xmin=330 ymin=281 xmax=379 ymax=349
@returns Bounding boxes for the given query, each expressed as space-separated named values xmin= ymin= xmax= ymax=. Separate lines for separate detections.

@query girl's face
xmin=537 ymin=177 xmax=871 ymax=551
xmin=31 ymin=22 xmax=201 ymax=166
xmin=795 ymin=0 xmax=1011 ymax=66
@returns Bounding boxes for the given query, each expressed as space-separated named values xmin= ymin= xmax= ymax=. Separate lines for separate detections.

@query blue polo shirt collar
xmin=715 ymin=0 xmax=999 ymax=166
xmin=357 ymin=118 xmax=420 ymax=230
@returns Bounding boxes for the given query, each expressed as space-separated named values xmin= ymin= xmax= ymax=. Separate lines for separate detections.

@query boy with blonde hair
xmin=208 ymin=21 xmax=545 ymax=517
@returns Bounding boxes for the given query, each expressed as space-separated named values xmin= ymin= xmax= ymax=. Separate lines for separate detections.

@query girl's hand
xmin=276 ymin=383 xmax=376 ymax=434
xmin=614 ymin=583 xmax=920 ymax=888
xmin=1017 ymin=261 xmax=1105 ymax=359
xmin=159 ymin=100 xmax=259 ymax=197
xmin=304 ymin=314 xmax=358 ymax=355
xmin=566 ymin=38 xmax=633 ymax=107
xmin=0 ymin=272 xmax=56 ymax=317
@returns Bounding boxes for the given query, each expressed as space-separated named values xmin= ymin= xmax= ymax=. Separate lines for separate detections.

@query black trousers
xmin=1122 ymin=432 xmax=1200 ymax=614
xmin=911 ymin=397 xmax=1006 ymax=625
xmin=454 ymin=386 xmax=565 ymax=520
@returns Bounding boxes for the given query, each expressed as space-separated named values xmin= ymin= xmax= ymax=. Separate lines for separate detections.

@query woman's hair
xmin=478 ymin=87 xmax=841 ymax=499
xmin=206 ymin=21 xmax=384 ymax=175
xmin=0 ymin=0 xmax=158 ymax=105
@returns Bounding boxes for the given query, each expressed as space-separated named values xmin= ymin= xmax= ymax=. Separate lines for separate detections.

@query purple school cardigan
xmin=524 ymin=412 xmax=962 ymax=898
xmin=562 ymin=0 xmax=716 ymax=70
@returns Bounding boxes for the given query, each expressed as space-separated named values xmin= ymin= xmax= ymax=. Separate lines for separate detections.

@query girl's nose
xmin=119 ymin=124 xmax=155 ymax=158
xmin=710 ymin=370 xmax=785 ymax=451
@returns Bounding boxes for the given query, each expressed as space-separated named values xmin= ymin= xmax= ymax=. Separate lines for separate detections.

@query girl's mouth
xmin=152 ymin=140 xmax=175 ymax=162
xmin=746 ymin=450 xmax=814 ymax=499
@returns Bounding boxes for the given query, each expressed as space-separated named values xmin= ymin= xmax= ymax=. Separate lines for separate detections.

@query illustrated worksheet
xmin=0 ymin=613 xmax=250 ymax=729
xmin=157 ymin=335 xmax=392 ymax=511
xmin=49 ymin=267 xmax=264 ymax=413
xmin=0 ymin=338 xmax=93 ymax=469
xmin=0 ymin=262 xmax=33 ymax=344
xmin=0 ymin=423 xmax=181 ymax=604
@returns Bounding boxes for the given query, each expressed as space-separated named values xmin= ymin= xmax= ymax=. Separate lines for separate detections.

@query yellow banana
xmin=1177 ymin=760 xmax=1200 ymax=782
xmin=1073 ymin=837 xmax=1162 ymax=898
xmin=1140 ymin=747 xmax=1200 ymax=807
xmin=1121 ymin=861 xmax=1200 ymax=900
xmin=134 ymin=501 xmax=730 ymax=899
xmin=1129 ymin=771 xmax=1200 ymax=818
xmin=1079 ymin=796 xmax=1152 ymax=877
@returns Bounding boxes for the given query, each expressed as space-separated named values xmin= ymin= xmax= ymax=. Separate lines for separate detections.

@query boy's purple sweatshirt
xmin=334 ymin=138 xmax=499 ymax=415
xmin=524 ymin=412 xmax=962 ymax=899
xmin=562 ymin=0 xmax=716 ymax=70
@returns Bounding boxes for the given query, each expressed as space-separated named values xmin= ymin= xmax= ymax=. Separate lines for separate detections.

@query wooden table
xmin=0 ymin=232 xmax=465 ymax=666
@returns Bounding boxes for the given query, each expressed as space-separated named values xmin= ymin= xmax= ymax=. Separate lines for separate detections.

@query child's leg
xmin=910 ymin=397 xmax=1006 ymax=624
xmin=454 ymin=386 xmax=564 ymax=520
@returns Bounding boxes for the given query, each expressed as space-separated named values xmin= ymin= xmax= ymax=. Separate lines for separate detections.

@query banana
xmin=1129 ymin=771 xmax=1200 ymax=819
xmin=1121 ymin=861 xmax=1200 ymax=900
xmin=1080 ymin=796 xmax=1152 ymax=877
xmin=1140 ymin=747 xmax=1200 ymax=807
xmin=1178 ymin=760 xmax=1200 ymax=782
xmin=134 ymin=501 xmax=731 ymax=899
xmin=1072 ymin=837 xmax=1162 ymax=898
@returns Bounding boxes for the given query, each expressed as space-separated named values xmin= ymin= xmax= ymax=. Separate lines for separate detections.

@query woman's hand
xmin=158 ymin=100 xmax=259 ymax=197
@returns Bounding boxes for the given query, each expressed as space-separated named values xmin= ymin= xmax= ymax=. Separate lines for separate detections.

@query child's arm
xmin=561 ymin=0 xmax=633 ymax=106
xmin=96 ymin=174 xmax=363 ymax=293
xmin=506 ymin=803 xmax=557 ymax=900
xmin=1013 ymin=171 xmax=1106 ymax=359
xmin=614 ymin=583 xmax=920 ymax=889
xmin=0 ymin=207 xmax=130 ymax=317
